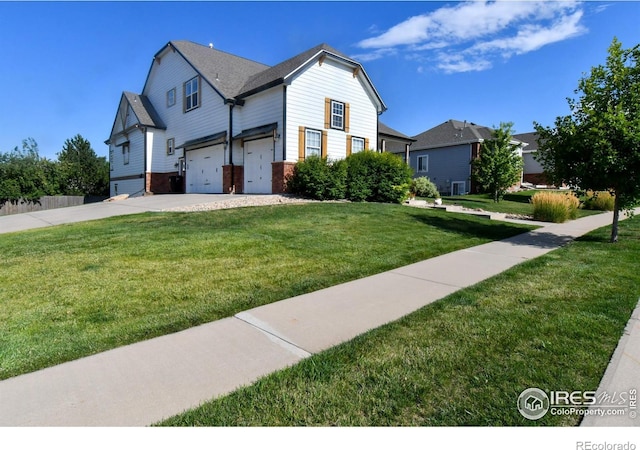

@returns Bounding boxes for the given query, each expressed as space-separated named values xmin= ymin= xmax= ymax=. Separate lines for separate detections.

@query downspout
xmin=142 ymin=125 xmax=148 ymax=194
xmin=282 ymin=85 xmax=287 ymax=161
xmin=228 ymin=102 xmax=235 ymax=192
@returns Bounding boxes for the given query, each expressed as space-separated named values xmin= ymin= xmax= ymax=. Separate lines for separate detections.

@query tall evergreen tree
xmin=57 ymin=134 xmax=109 ymax=196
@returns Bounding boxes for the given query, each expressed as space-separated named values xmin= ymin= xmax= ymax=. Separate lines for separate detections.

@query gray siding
xmin=409 ymin=144 xmax=471 ymax=195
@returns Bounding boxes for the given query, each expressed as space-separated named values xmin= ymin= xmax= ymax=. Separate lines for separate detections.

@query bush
xmin=286 ymin=156 xmax=346 ymax=200
xmin=286 ymin=151 xmax=413 ymax=204
xmin=411 ymin=177 xmax=439 ymax=198
xmin=532 ymin=191 xmax=580 ymax=223
xmin=582 ymin=190 xmax=615 ymax=211
xmin=346 ymin=151 xmax=413 ymax=203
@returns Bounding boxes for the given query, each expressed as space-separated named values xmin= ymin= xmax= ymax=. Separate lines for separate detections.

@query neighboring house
xmin=107 ymin=41 xmax=386 ymax=197
xmin=409 ymin=119 xmax=525 ymax=195
xmin=513 ymin=132 xmax=548 ymax=185
xmin=378 ymin=121 xmax=416 ymax=163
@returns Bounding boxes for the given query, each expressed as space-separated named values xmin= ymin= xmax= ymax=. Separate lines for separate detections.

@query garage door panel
xmin=245 ymin=140 xmax=273 ymax=194
xmin=186 ymin=145 xmax=224 ymax=193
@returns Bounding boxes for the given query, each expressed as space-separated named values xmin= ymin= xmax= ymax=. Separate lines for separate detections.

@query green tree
xmin=534 ymin=38 xmax=640 ymax=242
xmin=0 ymin=138 xmax=60 ymax=206
xmin=471 ymin=122 xmax=523 ymax=202
xmin=57 ymin=134 xmax=109 ymax=196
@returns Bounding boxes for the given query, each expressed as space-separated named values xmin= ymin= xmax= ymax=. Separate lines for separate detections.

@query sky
xmin=1 ymin=1 xmax=639 ymax=160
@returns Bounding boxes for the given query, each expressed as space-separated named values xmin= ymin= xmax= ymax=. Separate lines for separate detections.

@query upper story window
xmin=167 ymin=88 xmax=176 ymax=107
xmin=166 ymin=138 xmax=175 ymax=156
xmin=324 ymin=98 xmax=349 ymax=132
xmin=331 ymin=100 xmax=344 ymax=130
xmin=122 ymin=142 xmax=130 ymax=165
xmin=351 ymin=137 xmax=365 ymax=154
xmin=417 ymin=155 xmax=429 ymax=172
xmin=305 ymin=129 xmax=322 ymax=157
xmin=184 ymin=77 xmax=199 ymax=112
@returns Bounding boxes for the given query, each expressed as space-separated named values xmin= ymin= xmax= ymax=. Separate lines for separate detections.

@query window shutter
xmin=344 ymin=103 xmax=350 ymax=133
xmin=298 ymin=126 xmax=306 ymax=161
xmin=346 ymin=135 xmax=352 ymax=157
xmin=321 ymin=131 xmax=328 ymax=158
xmin=324 ymin=98 xmax=331 ymax=129
xmin=364 ymin=138 xmax=370 ymax=150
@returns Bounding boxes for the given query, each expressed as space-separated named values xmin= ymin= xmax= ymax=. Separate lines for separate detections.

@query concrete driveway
xmin=0 ymin=194 xmax=240 ymax=235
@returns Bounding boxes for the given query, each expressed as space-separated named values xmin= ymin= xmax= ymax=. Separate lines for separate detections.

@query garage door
xmin=244 ymin=139 xmax=273 ymax=194
xmin=186 ymin=145 xmax=224 ymax=193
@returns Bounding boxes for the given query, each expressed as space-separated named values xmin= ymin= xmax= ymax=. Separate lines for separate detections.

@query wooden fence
xmin=0 ymin=196 xmax=107 ymax=216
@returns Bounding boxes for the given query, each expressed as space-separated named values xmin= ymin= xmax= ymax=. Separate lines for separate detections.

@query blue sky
xmin=1 ymin=1 xmax=639 ymax=160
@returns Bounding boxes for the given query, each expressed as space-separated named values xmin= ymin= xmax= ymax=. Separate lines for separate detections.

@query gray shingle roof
xmin=513 ymin=132 xmax=538 ymax=151
xmin=412 ymin=119 xmax=495 ymax=149
xmin=378 ymin=121 xmax=415 ymax=142
xmin=237 ymin=43 xmax=352 ymax=98
xmin=123 ymin=92 xmax=166 ymax=129
xmin=167 ymin=41 xmax=270 ymax=99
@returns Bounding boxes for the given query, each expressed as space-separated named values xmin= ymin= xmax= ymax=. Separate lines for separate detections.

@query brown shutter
xmin=298 ymin=126 xmax=306 ymax=161
xmin=346 ymin=135 xmax=352 ymax=157
xmin=321 ymin=131 xmax=328 ymax=158
xmin=364 ymin=138 xmax=370 ymax=151
xmin=324 ymin=98 xmax=331 ymax=129
xmin=344 ymin=103 xmax=350 ymax=133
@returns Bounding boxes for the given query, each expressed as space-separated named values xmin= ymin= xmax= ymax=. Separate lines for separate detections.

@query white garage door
xmin=186 ymin=145 xmax=224 ymax=193
xmin=244 ymin=139 xmax=273 ymax=194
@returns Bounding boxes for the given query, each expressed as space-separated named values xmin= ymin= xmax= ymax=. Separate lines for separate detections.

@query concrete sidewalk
xmin=0 ymin=210 xmax=637 ymax=426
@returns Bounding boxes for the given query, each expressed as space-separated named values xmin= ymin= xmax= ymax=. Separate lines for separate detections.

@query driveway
xmin=0 ymin=194 xmax=241 ymax=235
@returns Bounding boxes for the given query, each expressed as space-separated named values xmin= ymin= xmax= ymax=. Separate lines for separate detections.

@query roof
xmin=123 ymin=92 xmax=166 ymax=129
xmin=151 ymin=41 xmax=270 ymax=100
xmin=146 ymin=40 xmax=384 ymax=112
xmin=237 ymin=43 xmax=352 ymax=98
xmin=412 ymin=119 xmax=494 ymax=150
xmin=378 ymin=121 xmax=416 ymax=142
xmin=513 ymin=132 xmax=539 ymax=151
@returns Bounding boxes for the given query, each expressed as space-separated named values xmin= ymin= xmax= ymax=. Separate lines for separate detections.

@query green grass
xmin=160 ymin=217 xmax=640 ymax=427
xmin=440 ymin=191 xmax=602 ymax=218
xmin=0 ymin=202 xmax=534 ymax=381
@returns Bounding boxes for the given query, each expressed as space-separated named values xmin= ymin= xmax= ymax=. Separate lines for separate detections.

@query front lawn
xmin=160 ymin=217 xmax=639 ymax=426
xmin=440 ymin=191 xmax=602 ymax=218
xmin=0 ymin=202 xmax=533 ymax=380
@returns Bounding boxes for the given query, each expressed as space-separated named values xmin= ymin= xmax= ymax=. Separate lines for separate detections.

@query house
xmin=106 ymin=41 xmax=386 ymax=197
xmin=408 ymin=119 xmax=525 ymax=195
xmin=513 ymin=132 xmax=548 ymax=185
xmin=378 ymin=122 xmax=416 ymax=163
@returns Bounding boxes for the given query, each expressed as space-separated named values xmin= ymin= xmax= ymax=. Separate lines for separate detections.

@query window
xmin=417 ymin=155 xmax=429 ymax=172
xmin=305 ymin=129 xmax=322 ymax=157
xmin=167 ymin=88 xmax=176 ymax=107
xmin=184 ymin=77 xmax=199 ymax=111
xmin=166 ymin=138 xmax=175 ymax=155
xmin=109 ymin=147 xmax=114 ymax=171
xmin=351 ymin=137 xmax=365 ymax=154
xmin=331 ymin=100 xmax=344 ymax=130
xmin=122 ymin=143 xmax=130 ymax=165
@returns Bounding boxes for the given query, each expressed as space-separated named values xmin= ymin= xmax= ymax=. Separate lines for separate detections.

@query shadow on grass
xmin=406 ymin=209 xmax=533 ymax=241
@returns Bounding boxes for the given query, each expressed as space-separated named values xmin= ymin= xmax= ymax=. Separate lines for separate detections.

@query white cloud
xmin=355 ymin=1 xmax=587 ymax=73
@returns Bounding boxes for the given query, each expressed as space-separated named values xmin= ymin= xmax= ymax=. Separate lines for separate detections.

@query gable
xmin=107 ymin=92 xmax=165 ymax=143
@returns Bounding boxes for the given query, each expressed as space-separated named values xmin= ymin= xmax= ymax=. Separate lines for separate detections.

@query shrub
xmin=583 ymin=190 xmax=615 ymax=211
xmin=532 ymin=191 xmax=580 ymax=223
xmin=286 ymin=156 xmax=346 ymax=200
xmin=411 ymin=177 xmax=440 ymax=198
xmin=346 ymin=151 xmax=413 ymax=203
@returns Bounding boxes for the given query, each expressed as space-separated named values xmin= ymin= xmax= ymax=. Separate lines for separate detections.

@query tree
xmin=471 ymin=122 xmax=523 ymax=202
xmin=0 ymin=138 xmax=60 ymax=206
xmin=534 ymin=38 xmax=640 ymax=242
xmin=57 ymin=134 xmax=109 ymax=196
